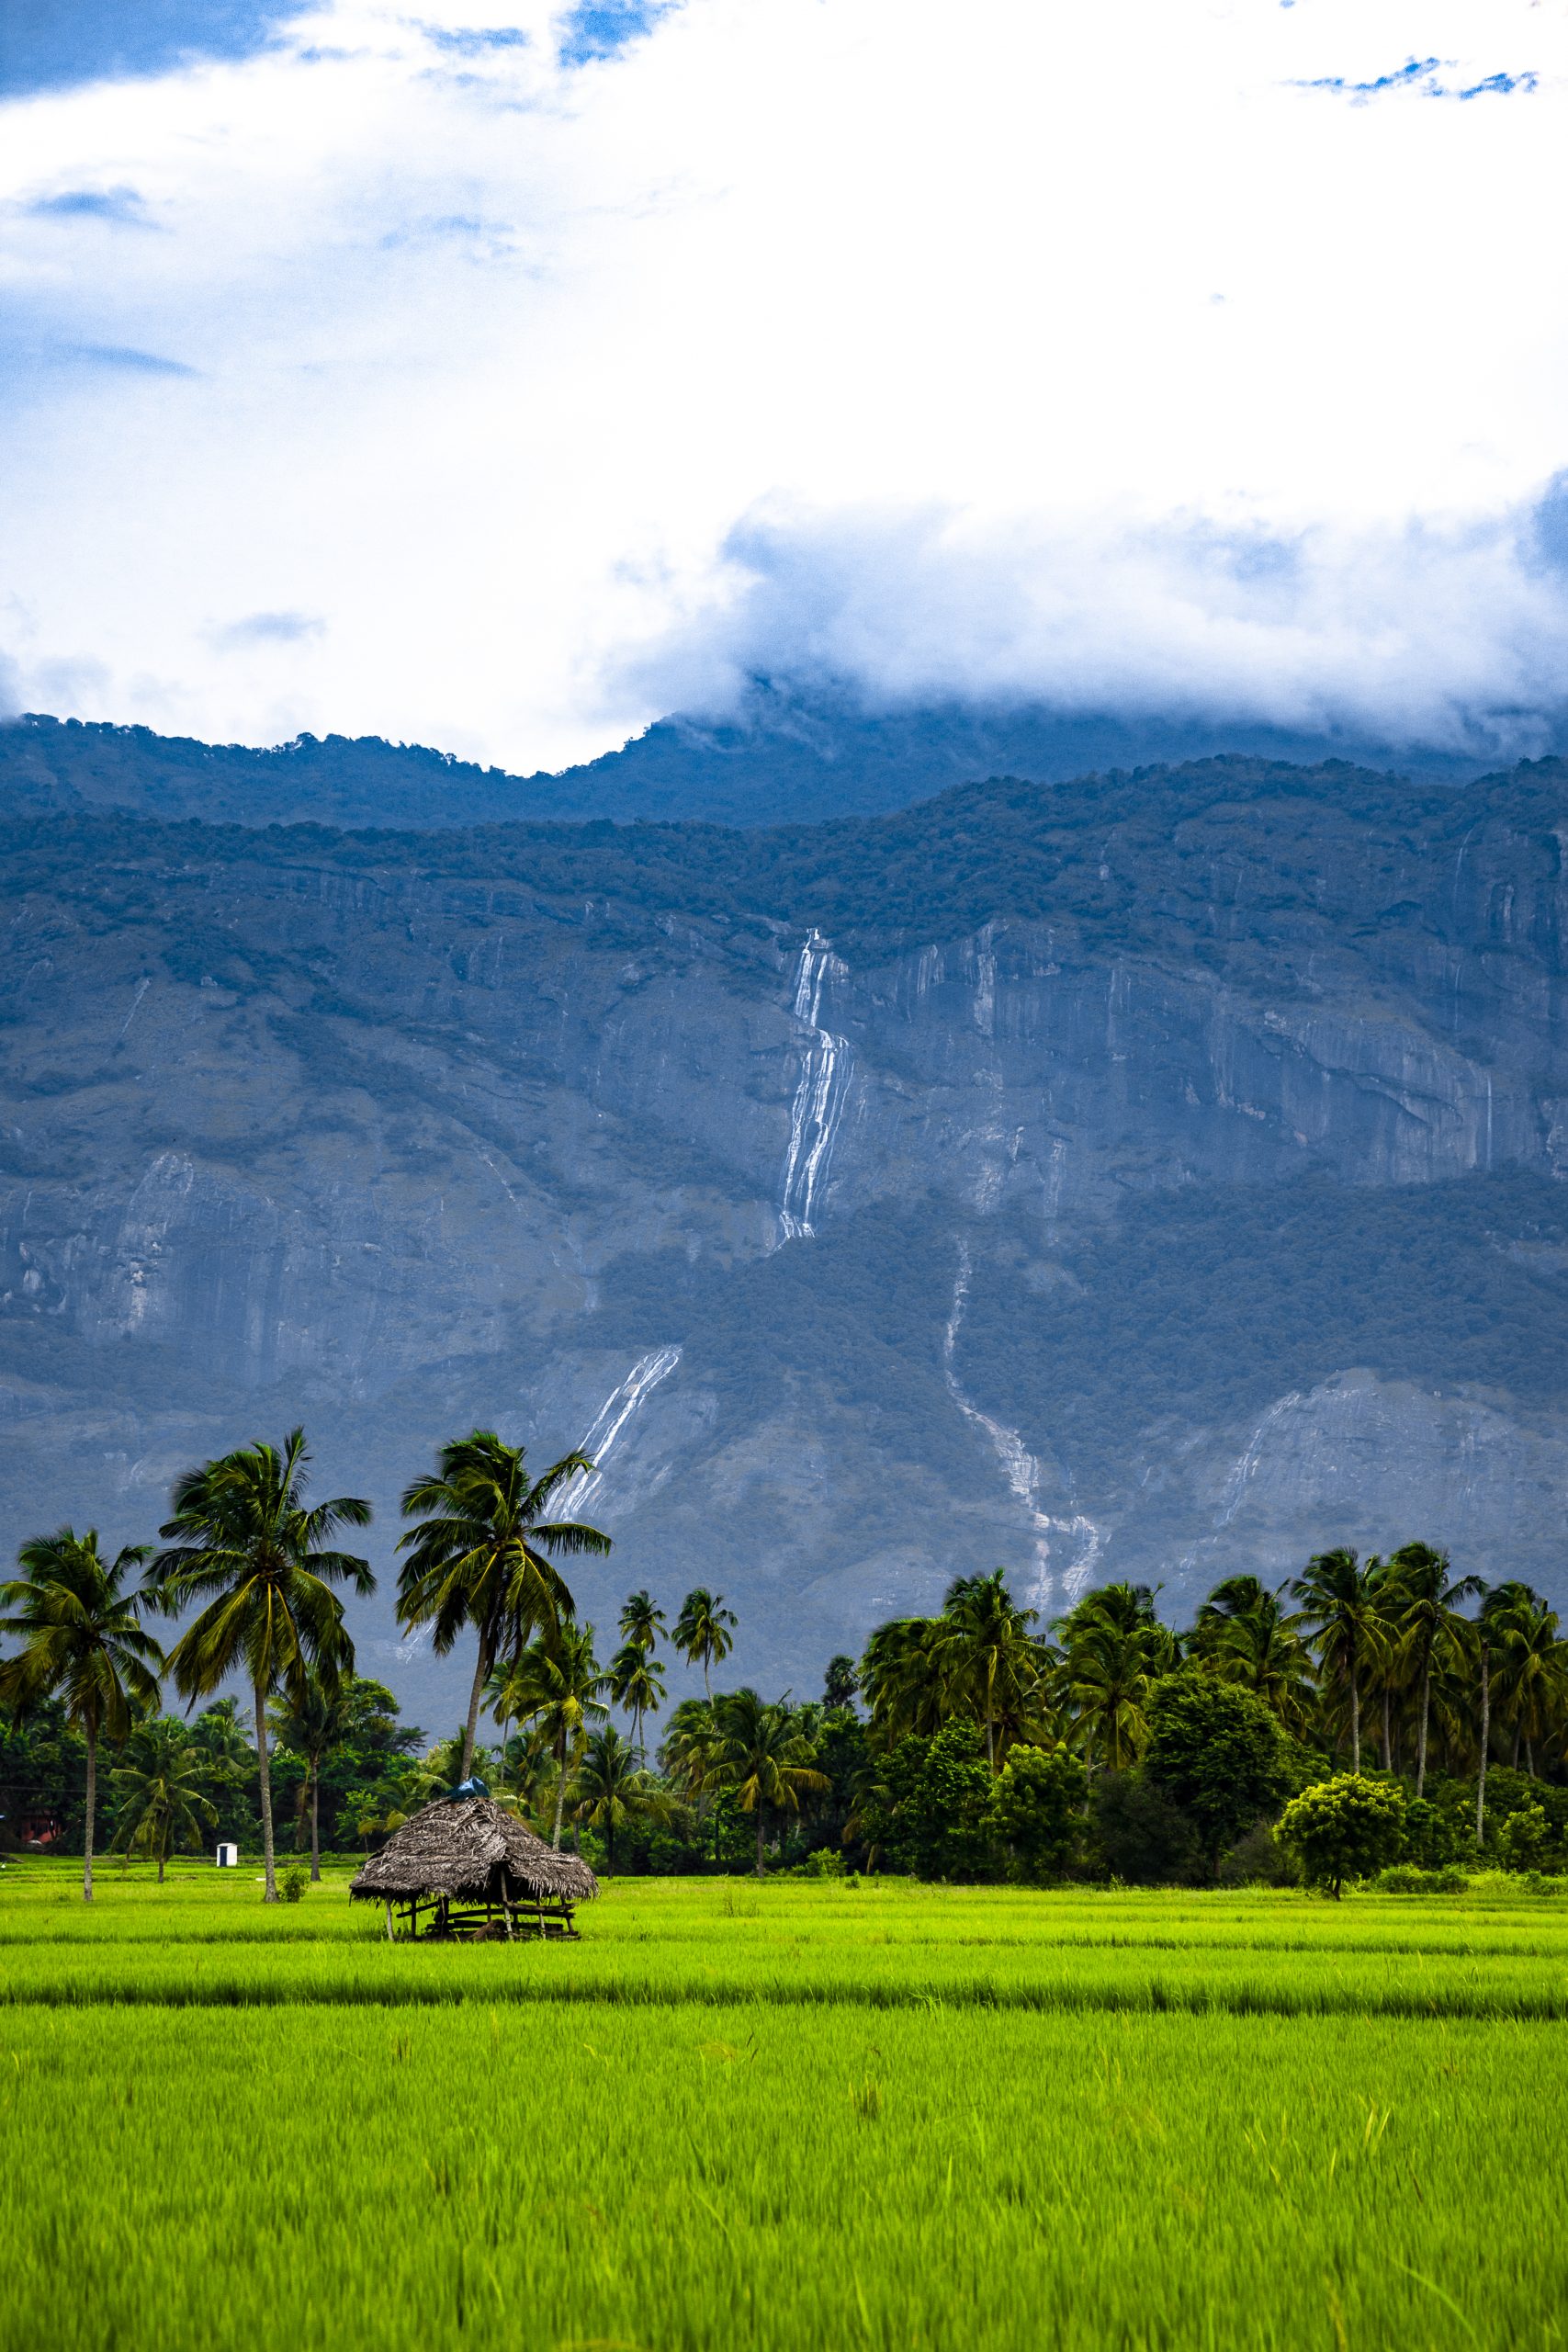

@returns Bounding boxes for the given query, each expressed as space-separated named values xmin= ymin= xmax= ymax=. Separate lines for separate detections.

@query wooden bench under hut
xmin=350 ymin=1788 xmax=598 ymax=1942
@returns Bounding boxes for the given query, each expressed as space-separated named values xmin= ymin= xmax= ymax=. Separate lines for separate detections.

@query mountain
xmin=0 ymin=684 xmax=1514 ymax=831
xmin=4 ymin=750 xmax=1568 ymax=1724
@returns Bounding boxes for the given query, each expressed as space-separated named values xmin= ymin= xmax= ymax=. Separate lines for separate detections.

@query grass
xmin=2 ymin=1861 xmax=1565 ymax=2351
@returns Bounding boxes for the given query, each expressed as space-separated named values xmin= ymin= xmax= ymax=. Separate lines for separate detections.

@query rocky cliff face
xmin=4 ymin=753 xmax=1567 ymax=1720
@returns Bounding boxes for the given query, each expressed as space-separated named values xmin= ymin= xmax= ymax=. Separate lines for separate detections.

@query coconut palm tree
xmin=0 ymin=1529 xmax=163 ymax=1901
xmin=933 ymin=1569 xmax=1047 ymax=1771
xmin=618 ymin=1589 xmax=667 ymax=1657
xmin=703 ymin=1689 xmax=829 ymax=1875
xmin=858 ymin=1615 xmax=950 ymax=1742
xmin=661 ymin=1694 xmax=718 ymax=1792
xmin=498 ymin=1620 xmax=609 ymax=1847
xmin=269 ymin=1671 xmax=355 ymax=1880
xmin=1485 ymin=1585 xmax=1567 ymax=1778
xmin=1290 ymin=1549 xmax=1380 ymax=1770
xmin=608 ymin=1640 xmax=666 ymax=1762
xmin=107 ymin=1717 xmax=217 ymax=1882
xmin=673 ymin=1587 xmax=737 ymax=1697
xmin=397 ymin=1431 xmax=610 ymax=1785
xmin=1382 ymin=1543 xmax=1482 ymax=1797
xmin=570 ymin=1725 xmax=670 ymax=1871
xmin=1190 ymin=1577 xmax=1315 ymax=1736
xmin=151 ymin=1428 xmax=373 ymax=1903
xmin=1055 ymin=1584 xmax=1175 ymax=1775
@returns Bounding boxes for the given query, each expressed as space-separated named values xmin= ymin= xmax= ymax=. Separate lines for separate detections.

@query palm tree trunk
xmin=1348 ymin=1656 xmax=1360 ymax=1773
xmin=82 ymin=1724 xmax=96 ymax=1903
xmin=551 ymin=1732 xmax=567 ymax=1849
xmin=156 ymin=1830 xmax=166 ymax=1886
xmin=1527 ymin=1736 xmax=1536 ymax=1780
xmin=459 ymin=1638 xmax=490 ymax=1784
xmin=254 ymin=1680 xmax=278 ymax=1903
xmin=984 ymin=1714 xmax=994 ymax=1774
xmin=310 ymin=1769 xmax=321 ymax=1882
xmin=1381 ymin=1685 xmax=1392 ymax=1772
xmin=1416 ymin=1662 xmax=1430 ymax=1797
xmin=755 ymin=1807 xmax=766 ymax=1877
xmin=1475 ymin=1644 xmax=1490 ymax=1848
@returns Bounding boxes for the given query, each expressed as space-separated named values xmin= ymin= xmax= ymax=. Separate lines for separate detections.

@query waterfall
xmin=558 ymin=1346 xmax=682 ymax=1515
xmin=777 ymin=932 xmax=852 ymax=1241
xmin=942 ymin=1241 xmax=1102 ymax=1612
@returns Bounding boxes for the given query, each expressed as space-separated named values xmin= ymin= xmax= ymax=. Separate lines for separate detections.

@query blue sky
xmin=1 ymin=0 xmax=1565 ymax=770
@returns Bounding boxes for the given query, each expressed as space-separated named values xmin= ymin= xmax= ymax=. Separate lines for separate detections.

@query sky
xmin=2 ymin=0 xmax=1567 ymax=772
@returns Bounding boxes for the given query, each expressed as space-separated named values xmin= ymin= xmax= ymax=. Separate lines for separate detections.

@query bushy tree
xmin=1496 ymin=1802 xmax=1551 ymax=1873
xmin=1401 ymin=1795 xmax=1463 ymax=1869
xmin=1279 ymin=1772 xmax=1406 ymax=1896
xmin=1144 ymin=1674 xmax=1291 ymax=1871
xmin=1090 ymin=1770 xmax=1201 ymax=1885
xmin=986 ymin=1741 xmax=1086 ymax=1883
xmin=871 ymin=1723 xmax=994 ymax=1881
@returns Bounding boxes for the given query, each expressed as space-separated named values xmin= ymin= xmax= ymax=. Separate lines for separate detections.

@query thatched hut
xmin=350 ymin=1792 xmax=598 ymax=1941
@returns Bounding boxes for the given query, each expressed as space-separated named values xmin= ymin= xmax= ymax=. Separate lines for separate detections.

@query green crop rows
xmin=3 ymin=1864 xmax=1565 ymax=2351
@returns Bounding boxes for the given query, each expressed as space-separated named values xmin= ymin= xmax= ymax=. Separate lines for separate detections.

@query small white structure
xmin=215 ymin=1842 xmax=238 ymax=1869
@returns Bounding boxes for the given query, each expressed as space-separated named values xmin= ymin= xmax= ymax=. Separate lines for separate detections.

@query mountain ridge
xmin=4 ymin=745 xmax=1567 ymax=1719
xmin=0 ymin=684 xmax=1525 ymax=831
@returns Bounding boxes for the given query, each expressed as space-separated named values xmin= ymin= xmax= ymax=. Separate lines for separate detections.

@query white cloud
xmin=1 ymin=0 xmax=1566 ymax=771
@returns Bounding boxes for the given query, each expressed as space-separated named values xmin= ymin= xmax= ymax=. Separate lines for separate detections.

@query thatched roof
xmin=350 ymin=1795 xmax=599 ymax=1905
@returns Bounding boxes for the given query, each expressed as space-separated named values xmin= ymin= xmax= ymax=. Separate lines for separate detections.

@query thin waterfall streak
xmin=558 ymin=1346 xmax=682 ymax=1516
xmin=778 ymin=933 xmax=852 ymax=1240
xmin=939 ymin=1241 xmax=1107 ymax=1615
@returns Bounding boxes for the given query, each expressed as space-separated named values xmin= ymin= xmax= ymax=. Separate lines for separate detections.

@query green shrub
xmin=1217 ymin=1822 xmax=1299 ymax=1888
xmin=1373 ymin=1864 xmax=1470 ymax=1894
xmin=280 ymin=1866 xmax=310 ymax=1904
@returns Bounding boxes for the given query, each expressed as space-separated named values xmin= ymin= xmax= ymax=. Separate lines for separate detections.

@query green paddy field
xmin=2 ymin=1863 xmax=1563 ymax=2352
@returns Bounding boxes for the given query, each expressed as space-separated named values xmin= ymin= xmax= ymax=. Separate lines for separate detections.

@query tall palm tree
xmin=858 ymin=1615 xmax=950 ymax=1742
xmin=703 ymin=1689 xmax=829 ymax=1875
xmin=1485 ymin=1585 xmax=1567 ymax=1778
xmin=397 ymin=1432 xmax=610 ymax=1783
xmin=1191 ymin=1577 xmax=1315 ymax=1736
xmin=1383 ymin=1543 xmax=1482 ymax=1797
xmin=570 ymin=1725 xmax=669 ymax=1871
xmin=151 ymin=1429 xmax=372 ymax=1902
xmin=618 ymin=1589 xmax=667 ymax=1657
xmin=0 ymin=1529 xmax=163 ymax=1901
xmin=933 ymin=1569 xmax=1047 ymax=1771
xmin=608 ymin=1639 xmax=666 ymax=1762
xmin=1055 ymin=1584 xmax=1175 ymax=1775
xmin=1361 ymin=1556 xmax=1413 ymax=1770
xmin=107 ymin=1717 xmax=217 ymax=1882
xmin=1290 ymin=1549 xmax=1379 ymax=1770
xmin=673 ymin=1588 xmax=737 ymax=1697
xmin=269 ymin=1671 xmax=355 ymax=1880
xmin=497 ymin=1620 xmax=609 ymax=1847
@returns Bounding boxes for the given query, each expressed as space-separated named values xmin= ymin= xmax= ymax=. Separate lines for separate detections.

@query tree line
xmin=4 ymin=1422 xmax=1566 ymax=1895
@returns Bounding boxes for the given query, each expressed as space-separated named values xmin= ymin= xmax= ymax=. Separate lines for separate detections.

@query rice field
xmin=2 ymin=1862 xmax=1565 ymax=2351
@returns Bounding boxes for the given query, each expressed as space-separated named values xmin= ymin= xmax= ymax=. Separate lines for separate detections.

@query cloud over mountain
xmin=2 ymin=0 xmax=1566 ymax=779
